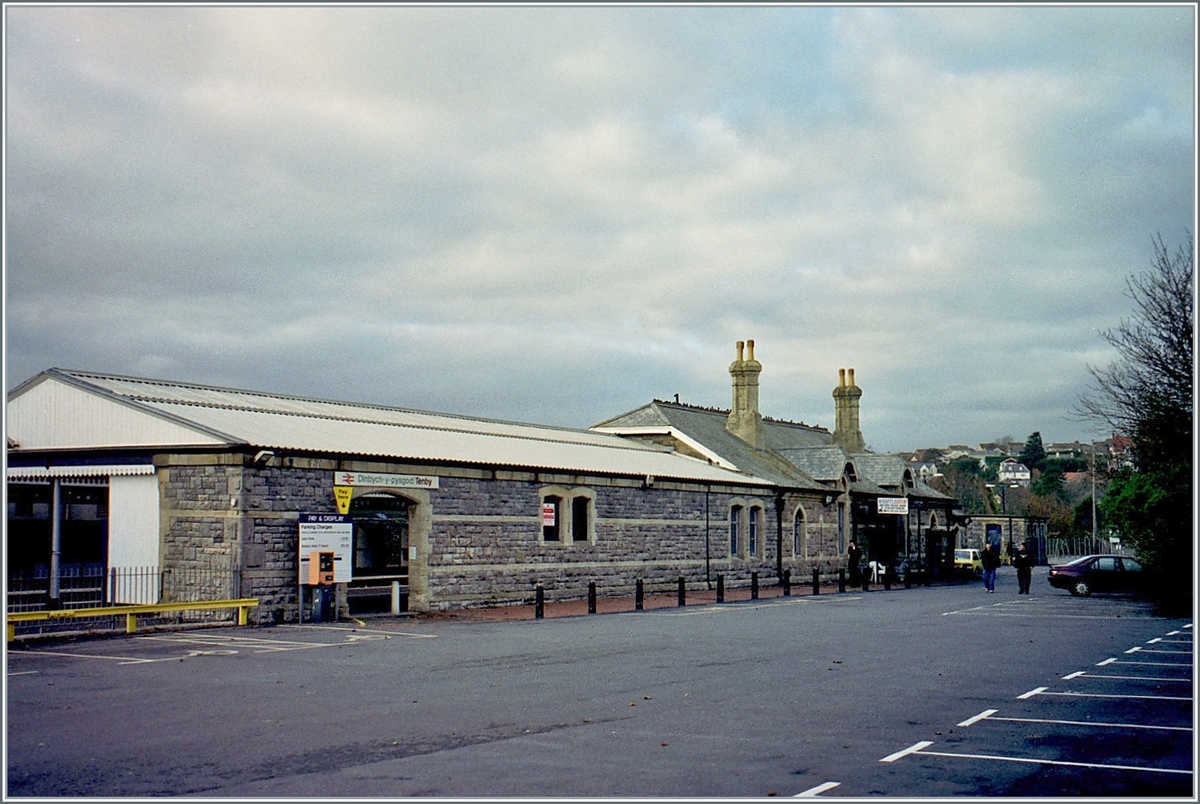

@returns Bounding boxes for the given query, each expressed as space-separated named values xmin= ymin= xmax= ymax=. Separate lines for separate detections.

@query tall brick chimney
xmin=832 ymin=367 xmax=865 ymax=453
xmin=726 ymin=340 xmax=766 ymax=449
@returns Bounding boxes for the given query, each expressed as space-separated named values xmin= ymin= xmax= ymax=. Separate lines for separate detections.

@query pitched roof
xmin=594 ymin=401 xmax=830 ymax=491
xmin=6 ymin=369 xmax=774 ymax=486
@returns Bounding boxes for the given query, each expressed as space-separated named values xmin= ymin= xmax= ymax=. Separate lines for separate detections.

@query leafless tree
xmin=1076 ymin=232 xmax=1193 ymax=467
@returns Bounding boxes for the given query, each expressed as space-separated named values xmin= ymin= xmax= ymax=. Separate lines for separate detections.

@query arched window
xmin=542 ymin=495 xmax=563 ymax=542
xmin=748 ymin=506 xmax=760 ymax=556
xmin=793 ymin=506 xmax=807 ymax=557
xmin=539 ymin=487 xmax=595 ymax=545
xmin=729 ymin=505 xmax=742 ymax=556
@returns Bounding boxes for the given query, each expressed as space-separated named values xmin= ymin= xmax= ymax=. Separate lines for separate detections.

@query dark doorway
xmin=347 ymin=493 xmax=410 ymax=614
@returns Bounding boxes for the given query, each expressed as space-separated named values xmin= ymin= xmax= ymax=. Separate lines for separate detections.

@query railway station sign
xmin=333 ymin=471 xmax=439 ymax=489
xmin=877 ymin=497 xmax=909 ymax=515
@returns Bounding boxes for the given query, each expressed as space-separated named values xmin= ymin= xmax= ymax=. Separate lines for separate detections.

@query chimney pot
xmin=736 ymin=341 xmax=745 ymax=361
xmin=838 ymin=368 xmax=846 ymax=387
xmin=746 ymin=339 xmax=755 ymax=361
xmin=848 ymin=368 xmax=856 ymax=386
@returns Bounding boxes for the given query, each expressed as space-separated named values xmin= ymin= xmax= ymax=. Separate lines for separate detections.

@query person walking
xmin=1014 ymin=541 xmax=1034 ymax=594
xmin=847 ymin=541 xmax=863 ymax=588
xmin=981 ymin=542 xmax=1001 ymax=593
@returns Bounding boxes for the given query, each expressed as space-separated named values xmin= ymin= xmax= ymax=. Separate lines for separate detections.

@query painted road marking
xmin=956 ymin=709 xmax=998 ymax=727
xmin=139 ymin=633 xmax=395 ymax=652
xmin=942 ymin=608 xmax=1158 ymax=621
xmin=6 ymin=649 xmax=215 ymax=665
xmin=880 ymin=741 xmax=934 ymax=763
xmin=1018 ymin=686 xmax=1048 ymax=699
xmin=794 ymin=781 xmax=841 ymax=797
xmin=1098 ymin=658 xmax=1190 ymax=668
xmin=281 ymin=624 xmax=436 ymax=638
xmin=955 ymin=710 xmax=1190 ymax=739
xmin=886 ymin=742 xmax=1191 ymax=775
xmin=7 ymin=670 xmax=39 ymax=677
xmin=1066 ymin=672 xmax=1189 ymax=683
xmin=1032 ymin=690 xmax=1191 ymax=702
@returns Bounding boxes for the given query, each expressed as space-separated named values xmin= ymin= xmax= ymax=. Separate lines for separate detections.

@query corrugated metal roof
xmin=9 ymin=370 xmax=772 ymax=486
xmin=7 ymin=464 xmax=156 ymax=479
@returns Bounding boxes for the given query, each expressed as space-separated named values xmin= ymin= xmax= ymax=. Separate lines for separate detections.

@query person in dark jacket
xmin=847 ymin=541 xmax=863 ymax=588
xmin=1013 ymin=541 xmax=1034 ymax=594
xmin=981 ymin=542 xmax=1001 ymax=593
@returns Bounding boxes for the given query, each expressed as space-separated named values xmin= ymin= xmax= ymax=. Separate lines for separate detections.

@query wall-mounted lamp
xmin=824 ymin=494 xmax=835 ymax=505
xmin=252 ymin=449 xmax=275 ymax=467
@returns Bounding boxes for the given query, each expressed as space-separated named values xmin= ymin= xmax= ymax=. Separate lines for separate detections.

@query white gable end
xmin=7 ymin=376 xmax=229 ymax=451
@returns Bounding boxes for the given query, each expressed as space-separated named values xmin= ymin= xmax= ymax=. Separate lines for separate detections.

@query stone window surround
xmin=728 ymin=497 xmax=765 ymax=559
xmin=537 ymin=486 xmax=596 ymax=546
xmin=792 ymin=504 xmax=808 ymax=557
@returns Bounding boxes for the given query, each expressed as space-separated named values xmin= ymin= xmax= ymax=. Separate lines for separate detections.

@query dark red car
xmin=1047 ymin=554 xmax=1145 ymax=596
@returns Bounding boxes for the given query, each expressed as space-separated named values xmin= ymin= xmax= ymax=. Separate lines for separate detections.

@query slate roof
xmin=593 ymin=401 xmax=831 ymax=492
xmin=598 ymin=401 xmax=954 ymax=503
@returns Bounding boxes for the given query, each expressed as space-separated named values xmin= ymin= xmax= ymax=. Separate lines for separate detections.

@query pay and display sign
xmin=298 ymin=514 xmax=353 ymax=583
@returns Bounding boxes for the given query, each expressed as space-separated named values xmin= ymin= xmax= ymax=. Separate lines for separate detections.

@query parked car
xmin=1047 ymin=554 xmax=1145 ymax=596
xmin=954 ymin=548 xmax=983 ymax=576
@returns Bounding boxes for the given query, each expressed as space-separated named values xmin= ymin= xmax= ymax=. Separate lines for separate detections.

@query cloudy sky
xmin=5 ymin=5 xmax=1194 ymax=453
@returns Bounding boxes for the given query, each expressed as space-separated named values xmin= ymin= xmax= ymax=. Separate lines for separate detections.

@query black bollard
xmin=751 ymin=571 xmax=759 ymax=600
xmin=783 ymin=569 xmax=791 ymax=597
xmin=884 ymin=570 xmax=891 ymax=591
xmin=677 ymin=576 xmax=686 ymax=607
xmin=635 ymin=579 xmax=644 ymax=611
xmin=535 ymin=585 xmax=544 ymax=619
xmin=812 ymin=567 xmax=820 ymax=596
xmin=838 ymin=568 xmax=846 ymax=593
xmin=588 ymin=581 xmax=597 ymax=614
xmin=716 ymin=574 xmax=725 ymax=604
xmin=904 ymin=567 xmax=911 ymax=589
xmin=863 ymin=572 xmax=870 ymax=592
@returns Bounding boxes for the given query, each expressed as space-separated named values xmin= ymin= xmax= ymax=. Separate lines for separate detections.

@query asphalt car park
xmin=828 ymin=600 xmax=1193 ymax=797
xmin=6 ymin=567 xmax=1194 ymax=797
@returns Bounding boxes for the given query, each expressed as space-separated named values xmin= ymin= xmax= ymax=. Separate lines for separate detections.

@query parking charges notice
xmin=298 ymin=514 xmax=353 ymax=583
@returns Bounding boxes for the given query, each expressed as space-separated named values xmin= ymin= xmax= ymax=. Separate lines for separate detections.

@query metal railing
xmin=1047 ymin=537 xmax=1133 ymax=562
xmin=6 ymin=566 xmax=238 ymax=613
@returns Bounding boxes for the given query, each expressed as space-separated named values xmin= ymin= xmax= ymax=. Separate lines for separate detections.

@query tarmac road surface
xmin=6 ymin=566 xmax=1193 ymax=798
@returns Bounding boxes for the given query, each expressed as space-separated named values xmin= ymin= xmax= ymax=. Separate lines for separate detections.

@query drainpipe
xmin=49 ymin=478 xmax=62 ymax=610
xmin=704 ymin=486 xmax=711 ymax=589
xmin=775 ymin=493 xmax=784 ymax=582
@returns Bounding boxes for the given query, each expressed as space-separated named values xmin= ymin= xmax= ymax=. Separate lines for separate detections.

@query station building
xmin=5 ymin=342 xmax=958 ymax=621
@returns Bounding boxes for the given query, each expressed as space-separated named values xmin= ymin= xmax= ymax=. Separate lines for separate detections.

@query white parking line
xmin=1065 ymin=672 xmax=1189 ymax=683
xmin=1099 ymin=658 xmax=1191 ymax=668
xmin=7 ymin=649 xmax=200 ymax=665
xmin=1035 ymin=690 xmax=1191 ymax=702
xmin=1018 ymin=686 xmax=1047 ymax=699
xmin=956 ymin=709 xmax=998 ymax=727
xmin=794 ymin=781 xmax=841 ymax=797
xmin=880 ymin=741 xmax=933 ymax=763
xmin=897 ymin=743 xmax=1190 ymax=776
xmin=985 ymin=714 xmax=1190 ymax=732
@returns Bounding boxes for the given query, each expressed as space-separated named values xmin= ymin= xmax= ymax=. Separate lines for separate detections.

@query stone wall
xmin=155 ymin=452 xmax=850 ymax=620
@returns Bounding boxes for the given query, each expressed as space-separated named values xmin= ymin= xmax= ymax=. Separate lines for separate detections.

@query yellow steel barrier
xmin=6 ymin=598 xmax=259 ymax=642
